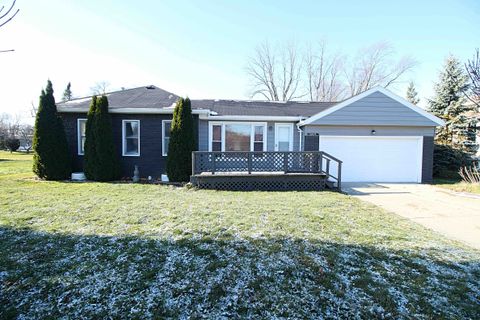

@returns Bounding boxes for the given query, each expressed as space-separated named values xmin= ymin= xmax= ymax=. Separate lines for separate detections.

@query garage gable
xmin=299 ymin=87 xmax=444 ymax=127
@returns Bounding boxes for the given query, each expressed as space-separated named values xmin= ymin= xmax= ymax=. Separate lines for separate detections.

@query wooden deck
xmin=191 ymin=172 xmax=327 ymax=191
xmin=190 ymin=151 xmax=342 ymax=191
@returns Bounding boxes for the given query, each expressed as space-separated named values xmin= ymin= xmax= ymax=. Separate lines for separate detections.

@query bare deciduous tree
xmin=246 ymin=41 xmax=304 ymax=101
xmin=345 ymin=42 xmax=416 ymax=96
xmin=465 ymin=48 xmax=480 ymax=108
xmin=90 ymin=81 xmax=110 ymax=95
xmin=29 ymin=101 xmax=37 ymax=118
xmin=19 ymin=123 xmax=34 ymax=153
xmin=0 ymin=112 xmax=21 ymax=149
xmin=305 ymin=41 xmax=346 ymax=102
xmin=246 ymin=40 xmax=417 ymax=102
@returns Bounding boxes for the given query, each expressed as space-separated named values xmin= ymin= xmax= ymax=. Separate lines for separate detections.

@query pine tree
xmin=32 ymin=80 xmax=71 ymax=180
xmin=406 ymin=81 xmax=420 ymax=105
xmin=62 ymin=82 xmax=73 ymax=101
xmin=93 ymin=95 xmax=120 ymax=181
xmin=83 ymin=96 xmax=98 ymax=180
xmin=428 ymin=55 xmax=478 ymax=155
xmin=166 ymin=97 xmax=196 ymax=182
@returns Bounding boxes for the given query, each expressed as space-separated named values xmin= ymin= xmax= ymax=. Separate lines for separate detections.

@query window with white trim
xmin=122 ymin=120 xmax=140 ymax=156
xmin=77 ymin=119 xmax=87 ymax=155
xmin=209 ymin=122 xmax=267 ymax=152
xmin=162 ymin=120 xmax=172 ymax=156
xmin=212 ymin=124 xmax=222 ymax=151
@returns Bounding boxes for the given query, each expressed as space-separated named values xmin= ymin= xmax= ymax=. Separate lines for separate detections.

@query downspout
xmin=296 ymin=122 xmax=303 ymax=151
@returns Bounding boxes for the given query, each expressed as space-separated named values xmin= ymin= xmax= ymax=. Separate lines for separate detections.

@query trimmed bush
xmin=32 ymin=80 xmax=71 ymax=180
xmin=83 ymin=96 xmax=98 ymax=180
xmin=83 ymin=95 xmax=120 ymax=181
xmin=93 ymin=96 xmax=120 ymax=181
xmin=166 ymin=97 xmax=196 ymax=182
xmin=5 ymin=137 xmax=20 ymax=152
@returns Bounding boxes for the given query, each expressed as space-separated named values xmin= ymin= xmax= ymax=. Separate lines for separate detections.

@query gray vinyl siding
xmin=309 ymin=91 xmax=439 ymax=126
xmin=303 ymin=125 xmax=436 ymax=137
xmin=198 ymin=120 xmax=209 ymax=151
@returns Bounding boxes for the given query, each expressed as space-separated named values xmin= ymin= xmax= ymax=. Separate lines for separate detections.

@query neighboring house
xmin=57 ymin=85 xmax=444 ymax=183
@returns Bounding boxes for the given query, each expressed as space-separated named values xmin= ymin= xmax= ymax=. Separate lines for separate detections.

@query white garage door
xmin=319 ymin=136 xmax=423 ymax=183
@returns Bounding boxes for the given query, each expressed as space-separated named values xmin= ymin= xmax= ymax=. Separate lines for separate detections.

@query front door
xmin=275 ymin=124 xmax=293 ymax=151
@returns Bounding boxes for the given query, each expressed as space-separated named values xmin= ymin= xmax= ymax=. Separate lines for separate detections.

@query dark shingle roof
xmin=57 ymin=85 xmax=179 ymax=110
xmin=191 ymin=100 xmax=334 ymax=117
xmin=57 ymin=85 xmax=336 ymax=117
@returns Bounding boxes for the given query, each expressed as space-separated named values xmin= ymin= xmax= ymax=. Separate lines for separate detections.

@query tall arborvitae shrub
xmin=93 ymin=95 xmax=120 ymax=181
xmin=32 ymin=80 xmax=71 ymax=180
xmin=83 ymin=96 xmax=98 ymax=180
xmin=166 ymin=97 xmax=196 ymax=182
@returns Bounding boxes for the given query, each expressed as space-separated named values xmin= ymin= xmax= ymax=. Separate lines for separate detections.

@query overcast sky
xmin=0 ymin=0 xmax=479 ymax=122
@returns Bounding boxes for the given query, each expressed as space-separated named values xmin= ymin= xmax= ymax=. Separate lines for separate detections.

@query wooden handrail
xmin=191 ymin=151 xmax=342 ymax=190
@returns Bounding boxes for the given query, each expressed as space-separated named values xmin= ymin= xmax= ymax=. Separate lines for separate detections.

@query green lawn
xmin=1 ymin=151 xmax=479 ymax=319
xmin=434 ymin=178 xmax=480 ymax=195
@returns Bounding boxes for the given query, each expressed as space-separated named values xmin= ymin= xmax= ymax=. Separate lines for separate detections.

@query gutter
xmin=57 ymin=106 xmax=307 ymax=123
xmin=200 ymin=115 xmax=305 ymax=122
xmin=56 ymin=106 xmax=212 ymax=115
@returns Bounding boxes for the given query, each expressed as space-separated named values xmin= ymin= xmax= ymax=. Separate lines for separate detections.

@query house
xmin=57 ymin=85 xmax=444 ymax=184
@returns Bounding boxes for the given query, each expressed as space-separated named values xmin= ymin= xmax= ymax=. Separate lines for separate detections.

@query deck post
xmin=326 ymin=158 xmax=330 ymax=176
xmin=337 ymin=162 xmax=342 ymax=190
xmin=191 ymin=152 xmax=195 ymax=175
xmin=212 ymin=153 xmax=216 ymax=175
xmin=319 ymin=152 xmax=323 ymax=173
xmin=283 ymin=152 xmax=288 ymax=173
xmin=247 ymin=152 xmax=252 ymax=174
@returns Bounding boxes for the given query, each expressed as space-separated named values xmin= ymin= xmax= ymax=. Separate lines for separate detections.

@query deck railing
xmin=192 ymin=151 xmax=342 ymax=189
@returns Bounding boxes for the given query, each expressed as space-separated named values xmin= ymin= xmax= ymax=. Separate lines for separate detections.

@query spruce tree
xmin=166 ymin=97 xmax=196 ymax=182
xmin=83 ymin=96 xmax=98 ymax=180
xmin=62 ymin=82 xmax=73 ymax=101
xmin=406 ymin=81 xmax=420 ymax=105
xmin=93 ymin=95 xmax=120 ymax=181
xmin=32 ymin=80 xmax=71 ymax=180
xmin=428 ymin=56 xmax=478 ymax=155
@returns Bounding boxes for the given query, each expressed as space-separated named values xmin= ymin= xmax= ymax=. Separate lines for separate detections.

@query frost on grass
xmin=1 ymin=228 xmax=479 ymax=319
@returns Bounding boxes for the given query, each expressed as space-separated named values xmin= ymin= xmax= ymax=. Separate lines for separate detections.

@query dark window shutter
xmin=304 ymin=135 xmax=319 ymax=151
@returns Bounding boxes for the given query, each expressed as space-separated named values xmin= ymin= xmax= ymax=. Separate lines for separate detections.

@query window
xmin=212 ymin=125 xmax=222 ymax=151
xmin=77 ymin=119 xmax=87 ymax=155
xmin=162 ymin=120 xmax=171 ymax=156
xmin=225 ymin=124 xmax=250 ymax=151
xmin=209 ymin=122 xmax=266 ymax=152
xmin=253 ymin=125 xmax=264 ymax=151
xmin=122 ymin=120 xmax=140 ymax=156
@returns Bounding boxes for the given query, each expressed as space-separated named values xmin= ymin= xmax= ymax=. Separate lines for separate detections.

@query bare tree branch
xmin=246 ymin=40 xmax=417 ymax=103
xmin=465 ymin=48 xmax=480 ymax=108
xmin=345 ymin=42 xmax=416 ymax=96
xmin=0 ymin=0 xmax=19 ymax=53
xmin=90 ymin=81 xmax=110 ymax=95
xmin=246 ymin=41 xmax=304 ymax=101
xmin=305 ymin=40 xmax=346 ymax=101
xmin=0 ymin=0 xmax=19 ymax=28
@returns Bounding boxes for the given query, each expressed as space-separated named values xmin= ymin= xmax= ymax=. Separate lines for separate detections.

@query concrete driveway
xmin=343 ymin=183 xmax=480 ymax=249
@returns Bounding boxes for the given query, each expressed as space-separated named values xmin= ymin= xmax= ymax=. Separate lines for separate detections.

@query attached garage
xmin=319 ymin=136 xmax=423 ymax=182
xmin=299 ymin=87 xmax=444 ymax=183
